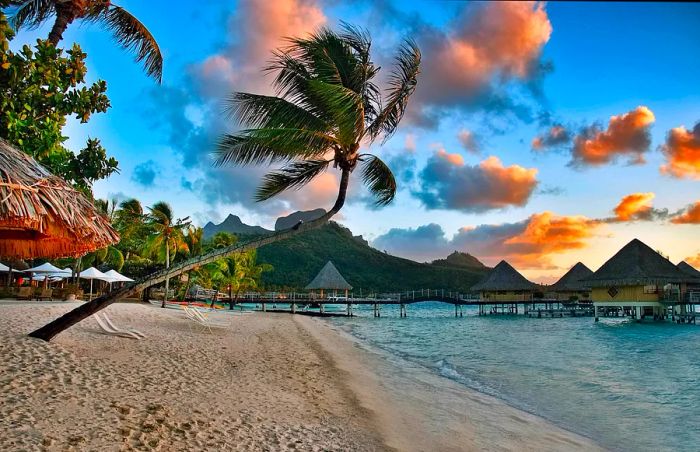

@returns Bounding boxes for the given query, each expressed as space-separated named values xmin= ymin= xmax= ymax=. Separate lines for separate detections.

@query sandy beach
xmin=0 ymin=301 xmax=602 ymax=451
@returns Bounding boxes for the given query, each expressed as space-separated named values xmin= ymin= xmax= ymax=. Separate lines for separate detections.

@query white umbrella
xmin=79 ymin=267 xmax=112 ymax=301
xmin=26 ymin=262 xmax=65 ymax=274
xmin=103 ymin=269 xmax=134 ymax=282
xmin=0 ymin=263 xmax=9 ymax=272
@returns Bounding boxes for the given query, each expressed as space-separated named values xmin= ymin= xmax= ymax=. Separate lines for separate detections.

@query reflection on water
xmin=330 ymin=302 xmax=700 ymax=452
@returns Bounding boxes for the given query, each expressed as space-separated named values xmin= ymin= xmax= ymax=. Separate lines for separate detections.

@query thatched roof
xmin=585 ymin=239 xmax=690 ymax=287
xmin=0 ymin=140 xmax=119 ymax=259
xmin=550 ymin=262 xmax=593 ymax=292
xmin=677 ymin=261 xmax=700 ymax=279
xmin=305 ymin=261 xmax=352 ymax=290
xmin=470 ymin=260 xmax=538 ymax=291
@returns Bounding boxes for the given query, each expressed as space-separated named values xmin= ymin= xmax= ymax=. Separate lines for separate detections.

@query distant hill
xmin=274 ymin=208 xmax=326 ymax=231
xmin=203 ymin=214 xmax=270 ymax=239
xmin=256 ymin=222 xmax=488 ymax=292
xmin=431 ymin=251 xmax=487 ymax=271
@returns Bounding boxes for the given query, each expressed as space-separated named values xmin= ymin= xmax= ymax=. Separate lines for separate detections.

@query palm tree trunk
xmin=28 ymin=169 xmax=351 ymax=341
xmin=48 ymin=3 xmax=76 ymax=45
xmin=182 ymin=271 xmax=192 ymax=304
xmin=161 ymin=244 xmax=170 ymax=308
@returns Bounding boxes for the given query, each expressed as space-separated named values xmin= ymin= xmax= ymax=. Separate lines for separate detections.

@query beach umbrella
xmin=0 ymin=263 xmax=8 ymax=272
xmin=79 ymin=267 xmax=112 ymax=301
xmin=103 ymin=269 xmax=134 ymax=283
xmin=0 ymin=140 xmax=119 ymax=260
xmin=26 ymin=262 xmax=65 ymax=274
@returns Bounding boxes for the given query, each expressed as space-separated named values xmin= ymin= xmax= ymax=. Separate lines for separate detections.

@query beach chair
xmin=36 ymin=288 xmax=53 ymax=301
xmin=101 ymin=312 xmax=146 ymax=339
xmin=182 ymin=306 xmax=228 ymax=334
xmin=16 ymin=287 xmax=33 ymax=300
xmin=91 ymin=313 xmax=141 ymax=339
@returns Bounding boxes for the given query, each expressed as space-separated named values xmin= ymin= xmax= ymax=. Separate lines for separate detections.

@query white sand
xmin=0 ymin=302 xmax=603 ymax=451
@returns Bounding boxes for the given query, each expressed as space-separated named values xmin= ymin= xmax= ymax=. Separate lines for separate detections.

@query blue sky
xmin=9 ymin=1 xmax=700 ymax=281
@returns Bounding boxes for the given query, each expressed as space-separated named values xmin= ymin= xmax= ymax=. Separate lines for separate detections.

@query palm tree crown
xmin=7 ymin=0 xmax=162 ymax=81
xmin=215 ymin=24 xmax=420 ymax=209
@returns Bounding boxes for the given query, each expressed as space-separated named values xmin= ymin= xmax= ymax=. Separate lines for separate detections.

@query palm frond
xmin=147 ymin=201 xmax=174 ymax=224
xmin=91 ymin=5 xmax=163 ymax=82
xmin=307 ymin=79 xmax=364 ymax=145
xmin=6 ymin=0 xmax=54 ymax=30
xmin=256 ymin=159 xmax=331 ymax=202
xmin=367 ymin=39 xmax=421 ymax=142
xmin=214 ymin=128 xmax=336 ymax=167
xmin=360 ymin=154 xmax=396 ymax=206
xmin=225 ymin=92 xmax=328 ymax=131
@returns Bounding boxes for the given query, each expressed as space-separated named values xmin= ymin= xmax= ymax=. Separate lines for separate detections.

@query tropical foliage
xmin=0 ymin=11 xmax=116 ymax=194
xmin=4 ymin=0 xmax=163 ymax=81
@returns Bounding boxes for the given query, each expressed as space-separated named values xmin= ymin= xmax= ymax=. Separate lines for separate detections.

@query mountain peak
xmin=202 ymin=214 xmax=271 ymax=239
xmin=274 ymin=209 xmax=326 ymax=231
xmin=431 ymin=251 xmax=487 ymax=270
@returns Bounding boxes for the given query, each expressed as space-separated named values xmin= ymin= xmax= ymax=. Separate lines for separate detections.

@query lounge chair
xmin=182 ymin=306 xmax=228 ymax=334
xmin=101 ymin=312 xmax=146 ymax=339
xmin=36 ymin=288 xmax=53 ymax=301
xmin=16 ymin=287 xmax=32 ymax=300
xmin=92 ymin=313 xmax=140 ymax=339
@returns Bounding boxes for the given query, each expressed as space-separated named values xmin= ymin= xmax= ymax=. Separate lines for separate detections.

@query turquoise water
xmin=329 ymin=302 xmax=700 ymax=452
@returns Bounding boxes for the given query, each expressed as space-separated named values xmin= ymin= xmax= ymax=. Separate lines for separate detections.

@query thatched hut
xmin=0 ymin=140 xmax=119 ymax=259
xmin=470 ymin=260 xmax=539 ymax=302
xmin=586 ymin=239 xmax=693 ymax=320
xmin=305 ymin=261 xmax=352 ymax=298
xmin=548 ymin=262 xmax=593 ymax=302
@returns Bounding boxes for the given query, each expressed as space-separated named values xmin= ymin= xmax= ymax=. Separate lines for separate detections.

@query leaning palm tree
xmin=29 ymin=24 xmax=420 ymax=341
xmin=6 ymin=0 xmax=162 ymax=81
xmin=143 ymin=201 xmax=190 ymax=308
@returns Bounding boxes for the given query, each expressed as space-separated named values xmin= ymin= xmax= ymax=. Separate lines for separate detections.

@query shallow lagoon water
xmin=329 ymin=302 xmax=700 ymax=452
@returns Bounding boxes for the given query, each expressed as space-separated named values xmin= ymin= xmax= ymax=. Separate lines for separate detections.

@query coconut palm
xmin=29 ymin=24 xmax=420 ymax=341
xmin=6 ymin=0 xmax=162 ymax=81
xmin=143 ymin=201 xmax=190 ymax=307
xmin=113 ymin=198 xmax=148 ymax=260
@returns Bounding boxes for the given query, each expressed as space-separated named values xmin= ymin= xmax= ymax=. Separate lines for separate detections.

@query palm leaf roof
xmin=585 ymin=239 xmax=690 ymax=287
xmin=550 ymin=262 xmax=594 ymax=292
xmin=677 ymin=261 xmax=700 ymax=279
xmin=305 ymin=261 xmax=352 ymax=290
xmin=0 ymin=140 xmax=119 ymax=259
xmin=470 ymin=260 xmax=538 ymax=292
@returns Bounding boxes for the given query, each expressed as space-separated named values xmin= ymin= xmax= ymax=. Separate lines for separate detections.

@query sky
xmin=10 ymin=1 xmax=700 ymax=282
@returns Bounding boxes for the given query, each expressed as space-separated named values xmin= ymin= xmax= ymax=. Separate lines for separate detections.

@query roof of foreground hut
xmin=585 ymin=239 xmax=690 ymax=287
xmin=550 ymin=262 xmax=594 ymax=292
xmin=470 ymin=260 xmax=538 ymax=292
xmin=305 ymin=261 xmax=352 ymax=290
xmin=0 ymin=140 xmax=119 ymax=259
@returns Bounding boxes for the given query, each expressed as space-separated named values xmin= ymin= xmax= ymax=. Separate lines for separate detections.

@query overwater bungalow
xmin=677 ymin=261 xmax=700 ymax=303
xmin=586 ymin=239 xmax=696 ymax=321
xmin=305 ymin=261 xmax=352 ymax=299
xmin=547 ymin=262 xmax=593 ymax=303
xmin=470 ymin=261 xmax=540 ymax=314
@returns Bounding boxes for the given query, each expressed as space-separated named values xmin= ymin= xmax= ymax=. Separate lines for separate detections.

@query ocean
xmin=327 ymin=302 xmax=700 ymax=452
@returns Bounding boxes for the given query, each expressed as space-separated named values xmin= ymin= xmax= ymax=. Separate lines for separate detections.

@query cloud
xmin=131 ymin=160 xmax=160 ymax=187
xmin=612 ymin=192 xmax=655 ymax=221
xmin=414 ymin=150 xmax=538 ymax=212
xmin=671 ymin=201 xmax=700 ymax=224
xmin=372 ymin=211 xmax=601 ymax=269
xmin=660 ymin=122 xmax=700 ymax=179
xmin=686 ymin=254 xmax=700 ymax=268
xmin=404 ymin=134 xmax=417 ymax=153
xmin=570 ymin=106 xmax=655 ymax=167
xmin=372 ymin=223 xmax=449 ymax=262
xmin=408 ymin=1 xmax=553 ymax=125
xmin=531 ymin=124 xmax=570 ymax=150
xmin=457 ymin=129 xmax=481 ymax=153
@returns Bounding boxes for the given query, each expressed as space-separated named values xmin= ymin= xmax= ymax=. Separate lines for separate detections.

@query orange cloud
xmin=571 ymin=106 xmax=655 ymax=166
xmin=416 ymin=152 xmax=538 ymax=212
xmin=416 ymin=2 xmax=551 ymax=109
xmin=686 ymin=254 xmax=700 ymax=268
xmin=612 ymin=192 xmax=655 ymax=221
xmin=503 ymin=212 xmax=601 ymax=268
xmin=532 ymin=125 xmax=570 ymax=150
xmin=671 ymin=201 xmax=700 ymax=224
xmin=660 ymin=123 xmax=700 ymax=179
xmin=457 ymin=130 xmax=480 ymax=153
xmin=196 ymin=0 xmax=326 ymax=96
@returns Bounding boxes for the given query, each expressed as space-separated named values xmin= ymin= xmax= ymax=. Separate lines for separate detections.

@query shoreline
xmin=0 ymin=301 xmax=602 ymax=451
xmin=297 ymin=315 xmax=604 ymax=452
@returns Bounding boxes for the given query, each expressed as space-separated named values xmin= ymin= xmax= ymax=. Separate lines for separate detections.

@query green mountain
xmin=431 ymin=251 xmax=487 ymax=271
xmin=255 ymin=222 xmax=488 ymax=293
